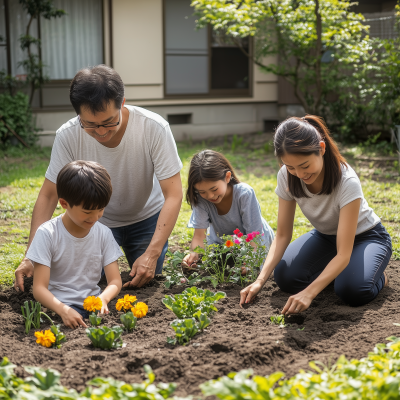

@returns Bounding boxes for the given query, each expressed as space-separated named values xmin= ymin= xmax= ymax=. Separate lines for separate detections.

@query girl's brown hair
xmin=274 ymin=115 xmax=346 ymax=198
xmin=186 ymin=149 xmax=240 ymax=207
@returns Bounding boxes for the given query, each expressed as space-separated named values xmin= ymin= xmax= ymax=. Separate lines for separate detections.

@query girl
xmin=182 ymin=149 xmax=274 ymax=268
xmin=240 ymin=115 xmax=392 ymax=313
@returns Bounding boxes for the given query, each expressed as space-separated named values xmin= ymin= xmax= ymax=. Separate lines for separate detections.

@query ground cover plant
xmin=1 ymin=135 xmax=400 ymax=396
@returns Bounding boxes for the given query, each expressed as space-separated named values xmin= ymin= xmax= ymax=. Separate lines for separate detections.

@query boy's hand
xmin=61 ymin=306 xmax=88 ymax=329
xmin=182 ymin=253 xmax=199 ymax=268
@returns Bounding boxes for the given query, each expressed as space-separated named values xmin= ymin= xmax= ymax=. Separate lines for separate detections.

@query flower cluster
xmin=34 ymin=330 xmax=56 ymax=348
xmin=131 ymin=302 xmax=148 ymax=318
xmin=225 ymin=229 xmax=262 ymax=246
xmin=116 ymin=294 xmax=137 ymax=312
xmin=83 ymin=296 xmax=103 ymax=313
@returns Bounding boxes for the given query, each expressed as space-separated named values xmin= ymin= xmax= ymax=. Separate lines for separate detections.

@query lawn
xmin=1 ymin=136 xmax=400 ymax=285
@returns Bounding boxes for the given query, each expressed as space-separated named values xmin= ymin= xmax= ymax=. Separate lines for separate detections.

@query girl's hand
xmin=182 ymin=253 xmax=199 ymax=268
xmin=282 ymin=290 xmax=314 ymax=315
xmin=61 ymin=306 xmax=88 ymax=329
xmin=239 ymin=279 xmax=264 ymax=307
xmin=99 ymin=295 xmax=109 ymax=314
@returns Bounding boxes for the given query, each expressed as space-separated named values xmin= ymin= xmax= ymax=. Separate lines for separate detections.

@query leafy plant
xmin=86 ymin=326 xmax=124 ymax=350
xmin=167 ymin=318 xmax=199 ymax=346
xmin=21 ymin=300 xmax=41 ymax=335
xmin=162 ymin=286 xmax=226 ymax=320
xmin=197 ymin=313 xmax=211 ymax=331
xmin=120 ymin=311 xmax=137 ymax=332
xmin=89 ymin=312 xmax=102 ymax=327
xmin=270 ymin=314 xmax=287 ymax=327
xmin=49 ymin=325 xmax=66 ymax=349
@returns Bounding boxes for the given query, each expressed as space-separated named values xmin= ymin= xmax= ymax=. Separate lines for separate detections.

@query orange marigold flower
xmin=131 ymin=302 xmax=148 ymax=318
xmin=34 ymin=329 xmax=56 ymax=348
xmin=225 ymin=240 xmax=234 ymax=247
xmin=116 ymin=294 xmax=137 ymax=311
xmin=83 ymin=296 xmax=103 ymax=312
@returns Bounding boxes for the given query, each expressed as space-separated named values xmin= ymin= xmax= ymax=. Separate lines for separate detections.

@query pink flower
xmin=180 ymin=278 xmax=187 ymax=284
xmin=234 ymin=239 xmax=240 ymax=244
xmin=247 ymin=233 xmax=254 ymax=240
xmin=233 ymin=228 xmax=241 ymax=235
xmin=237 ymin=233 xmax=243 ymax=238
xmin=245 ymin=237 xmax=251 ymax=243
xmin=255 ymin=231 xmax=260 ymax=235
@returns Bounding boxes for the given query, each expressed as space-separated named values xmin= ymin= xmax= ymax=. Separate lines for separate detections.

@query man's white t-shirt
xmin=45 ymin=105 xmax=183 ymax=228
xmin=26 ymin=215 xmax=123 ymax=307
xmin=275 ymin=164 xmax=380 ymax=235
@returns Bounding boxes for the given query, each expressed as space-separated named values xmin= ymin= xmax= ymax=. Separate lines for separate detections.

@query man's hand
xmin=239 ymin=279 xmax=264 ymax=307
xmin=123 ymin=251 xmax=158 ymax=288
xmin=182 ymin=252 xmax=199 ymax=268
xmin=61 ymin=306 xmax=88 ymax=329
xmin=14 ymin=258 xmax=34 ymax=292
xmin=281 ymin=290 xmax=314 ymax=315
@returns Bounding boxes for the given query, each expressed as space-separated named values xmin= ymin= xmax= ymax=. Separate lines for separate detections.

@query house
xmin=0 ymin=0 xmax=396 ymax=146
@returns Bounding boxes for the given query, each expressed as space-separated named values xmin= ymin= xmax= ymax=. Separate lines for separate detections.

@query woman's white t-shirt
xmin=275 ymin=164 xmax=380 ymax=235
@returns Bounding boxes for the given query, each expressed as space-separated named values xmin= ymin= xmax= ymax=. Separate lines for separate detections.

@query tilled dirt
xmin=1 ymin=261 xmax=400 ymax=396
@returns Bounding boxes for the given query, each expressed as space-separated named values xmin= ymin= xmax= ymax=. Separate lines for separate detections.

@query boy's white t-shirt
xmin=26 ymin=215 xmax=123 ymax=308
xmin=275 ymin=164 xmax=380 ymax=235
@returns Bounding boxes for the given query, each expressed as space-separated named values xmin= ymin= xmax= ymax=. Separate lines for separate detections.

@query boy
xmin=27 ymin=161 xmax=123 ymax=329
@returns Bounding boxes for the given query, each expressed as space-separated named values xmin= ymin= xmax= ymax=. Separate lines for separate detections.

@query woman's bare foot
xmin=384 ymin=271 xmax=389 ymax=287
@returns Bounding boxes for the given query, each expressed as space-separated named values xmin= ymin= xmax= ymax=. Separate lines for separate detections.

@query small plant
xmin=162 ymin=286 xmax=226 ymax=320
xmin=270 ymin=314 xmax=287 ymax=327
xmin=86 ymin=326 xmax=123 ymax=350
xmin=89 ymin=313 xmax=102 ymax=327
xmin=197 ymin=313 xmax=211 ymax=330
xmin=167 ymin=318 xmax=199 ymax=346
xmin=120 ymin=311 xmax=137 ymax=332
xmin=49 ymin=325 xmax=66 ymax=349
xmin=21 ymin=300 xmax=41 ymax=335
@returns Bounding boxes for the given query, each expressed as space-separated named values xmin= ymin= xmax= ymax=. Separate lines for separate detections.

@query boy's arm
xmin=99 ymin=260 xmax=122 ymax=314
xmin=32 ymin=263 xmax=87 ymax=329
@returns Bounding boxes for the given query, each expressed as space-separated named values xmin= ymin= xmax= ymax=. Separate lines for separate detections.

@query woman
xmin=240 ymin=115 xmax=392 ymax=314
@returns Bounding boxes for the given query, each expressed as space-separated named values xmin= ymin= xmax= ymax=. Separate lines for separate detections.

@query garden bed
xmin=1 ymin=261 xmax=400 ymax=396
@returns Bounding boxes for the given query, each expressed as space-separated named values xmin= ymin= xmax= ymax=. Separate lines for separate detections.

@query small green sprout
xmin=21 ymin=301 xmax=41 ymax=335
xmin=270 ymin=314 xmax=287 ymax=327
xmin=50 ymin=325 xmax=66 ymax=349
xmin=167 ymin=318 xmax=199 ymax=346
xmin=86 ymin=326 xmax=123 ymax=350
xmin=89 ymin=312 xmax=102 ymax=327
xmin=120 ymin=311 xmax=137 ymax=332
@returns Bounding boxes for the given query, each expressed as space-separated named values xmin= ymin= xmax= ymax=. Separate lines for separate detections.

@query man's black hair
xmin=57 ymin=161 xmax=112 ymax=210
xmin=70 ymin=65 xmax=124 ymax=115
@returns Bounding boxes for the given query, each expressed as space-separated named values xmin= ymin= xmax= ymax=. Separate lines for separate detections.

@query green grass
xmin=1 ymin=141 xmax=400 ymax=286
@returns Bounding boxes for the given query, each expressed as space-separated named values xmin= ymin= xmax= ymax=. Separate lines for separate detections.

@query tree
xmin=191 ymin=0 xmax=374 ymax=116
xmin=18 ymin=0 xmax=66 ymax=105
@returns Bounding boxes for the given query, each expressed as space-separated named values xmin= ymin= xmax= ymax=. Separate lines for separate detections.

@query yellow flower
xmin=131 ymin=302 xmax=148 ymax=318
xmin=116 ymin=294 xmax=137 ymax=311
xmin=83 ymin=296 xmax=103 ymax=312
xmin=35 ymin=330 xmax=56 ymax=348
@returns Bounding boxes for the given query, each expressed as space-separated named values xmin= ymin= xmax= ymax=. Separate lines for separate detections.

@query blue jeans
xmin=70 ymin=305 xmax=89 ymax=319
xmin=274 ymin=222 xmax=392 ymax=307
xmin=110 ymin=211 xmax=168 ymax=275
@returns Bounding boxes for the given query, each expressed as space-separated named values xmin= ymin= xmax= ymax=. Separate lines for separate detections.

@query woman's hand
xmin=239 ymin=279 xmax=264 ymax=307
xmin=282 ymin=290 xmax=314 ymax=315
xmin=182 ymin=252 xmax=199 ymax=268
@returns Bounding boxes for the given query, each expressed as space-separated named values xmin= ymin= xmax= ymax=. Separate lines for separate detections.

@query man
xmin=14 ymin=65 xmax=183 ymax=291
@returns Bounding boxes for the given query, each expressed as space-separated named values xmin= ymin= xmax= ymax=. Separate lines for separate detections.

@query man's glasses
xmin=78 ymin=111 xmax=121 ymax=130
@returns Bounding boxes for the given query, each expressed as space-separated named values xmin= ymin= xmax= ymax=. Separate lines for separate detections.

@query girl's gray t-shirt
xmin=45 ymin=105 xmax=183 ymax=228
xmin=26 ymin=215 xmax=123 ymax=308
xmin=188 ymin=182 xmax=274 ymax=249
xmin=275 ymin=164 xmax=380 ymax=235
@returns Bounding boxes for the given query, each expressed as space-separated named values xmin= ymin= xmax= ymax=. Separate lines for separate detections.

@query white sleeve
xmin=45 ymin=132 xmax=74 ymax=184
xmin=339 ymin=177 xmax=363 ymax=209
xmin=275 ymin=167 xmax=294 ymax=201
xmin=102 ymin=228 xmax=124 ymax=267
xmin=26 ymin=227 xmax=53 ymax=268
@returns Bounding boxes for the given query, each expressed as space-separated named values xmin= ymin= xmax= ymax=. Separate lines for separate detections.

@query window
xmin=164 ymin=0 xmax=251 ymax=97
xmin=0 ymin=0 xmax=103 ymax=80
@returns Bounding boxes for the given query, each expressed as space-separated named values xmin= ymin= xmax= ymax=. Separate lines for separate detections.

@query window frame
xmin=162 ymin=1 xmax=253 ymax=99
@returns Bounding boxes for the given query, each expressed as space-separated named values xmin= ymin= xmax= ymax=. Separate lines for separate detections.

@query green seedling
xmin=270 ymin=314 xmax=287 ymax=327
xmin=167 ymin=318 xmax=199 ymax=346
xmin=120 ymin=311 xmax=137 ymax=332
xmin=21 ymin=300 xmax=41 ymax=335
xmin=197 ymin=313 xmax=210 ymax=331
xmin=49 ymin=325 xmax=66 ymax=349
xmin=162 ymin=286 xmax=226 ymax=320
xmin=89 ymin=312 xmax=102 ymax=327
xmin=86 ymin=326 xmax=123 ymax=350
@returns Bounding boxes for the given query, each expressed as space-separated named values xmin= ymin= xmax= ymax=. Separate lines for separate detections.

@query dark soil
xmin=1 ymin=261 xmax=400 ymax=396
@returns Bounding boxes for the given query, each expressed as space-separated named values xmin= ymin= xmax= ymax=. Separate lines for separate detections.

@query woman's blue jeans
xmin=110 ymin=211 xmax=168 ymax=275
xmin=274 ymin=222 xmax=392 ymax=307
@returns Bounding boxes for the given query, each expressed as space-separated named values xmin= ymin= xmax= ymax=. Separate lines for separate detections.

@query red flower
xmin=233 ymin=228 xmax=241 ymax=235
xmin=247 ymin=233 xmax=254 ymax=240
xmin=237 ymin=233 xmax=243 ymax=238
xmin=245 ymin=237 xmax=251 ymax=243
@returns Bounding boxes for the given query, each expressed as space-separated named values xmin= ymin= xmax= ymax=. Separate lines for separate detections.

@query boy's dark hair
xmin=70 ymin=65 xmax=124 ymax=115
xmin=186 ymin=149 xmax=240 ymax=208
xmin=57 ymin=161 xmax=112 ymax=210
xmin=274 ymin=115 xmax=347 ymax=198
